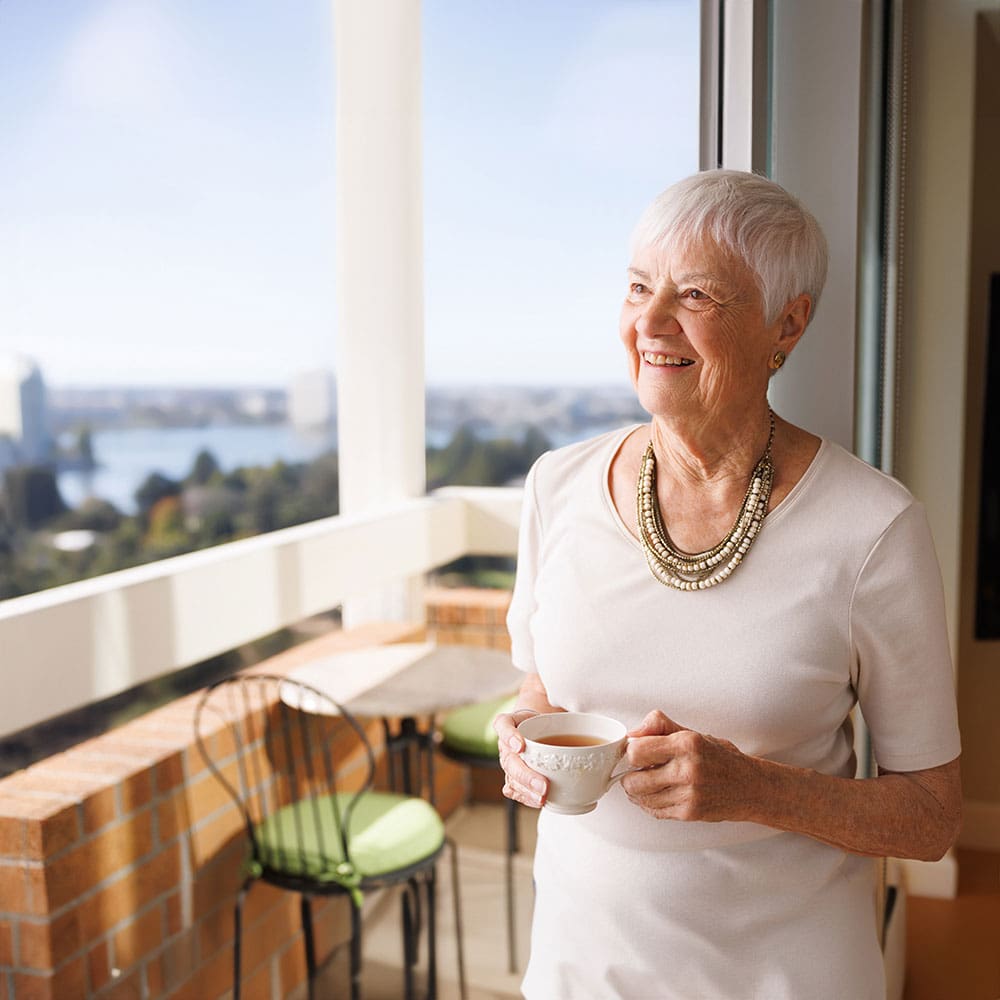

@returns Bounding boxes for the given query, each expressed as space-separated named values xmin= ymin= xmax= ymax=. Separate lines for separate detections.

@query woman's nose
xmin=636 ymin=293 xmax=682 ymax=337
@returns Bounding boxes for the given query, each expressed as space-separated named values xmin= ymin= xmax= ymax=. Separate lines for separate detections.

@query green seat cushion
xmin=440 ymin=693 xmax=517 ymax=758
xmin=255 ymin=792 xmax=444 ymax=883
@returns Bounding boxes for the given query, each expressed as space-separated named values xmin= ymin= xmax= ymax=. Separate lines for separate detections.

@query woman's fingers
xmin=627 ymin=709 xmax=685 ymax=739
xmin=494 ymin=710 xmax=548 ymax=808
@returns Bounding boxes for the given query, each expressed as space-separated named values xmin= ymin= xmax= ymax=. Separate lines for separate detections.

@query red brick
xmin=0 ymin=807 xmax=24 ymax=857
xmin=182 ymin=765 xmax=240 ymax=826
xmin=166 ymin=942 xmax=233 ymax=1000
xmin=24 ymin=864 xmax=47 ymax=917
xmin=82 ymin=787 xmax=119 ymax=835
xmin=75 ymin=845 xmax=181 ymax=941
xmin=12 ymin=955 xmax=86 ymax=1000
xmin=0 ymin=863 xmax=27 ymax=914
xmin=94 ymin=967 xmax=142 ymax=999
xmin=0 ymin=919 xmax=13 ymax=965
xmin=191 ymin=844 xmax=244 ymax=920
xmin=144 ymin=953 xmax=165 ymax=996
xmin=43 ymin=810 xmax=154 ymax=911
xmin=241 ymin=961 xmax=271 ymax=1000
xmin=165 ymin=891 xmax=183 ymax=937
xmin=17 ymin=757 xmax=122 ymax=835
xmin=241 ymin=898 xmax=299 ymax=979
xmin=158 ymin=932 xmax=197 ymax=994
xmin=112 ymin=902 xmax=163 ymax=971
xmin=156 ymin=789 xmax=190 ymax=845
xmin=18 ymin=908 xmax=83 ymax=969
xmin=88 ymin=939 xmax=112 ymax=992
xmin=59 ymin=752 xmax=154 ymax=815
xmin=153 ymin=754 xmax=186 ymax=796
xmin=28 ymin=803 xmax=81 ymax=860
xmin=189 ymin=805 xmax=243 ymax=866
xmin=276 ymin=933 xmax=308 ymax=996
xmin=241 ymin=881 xmax=286 ymax=926
xmin=197 ymin=901 xmax=234 ymax=964
xmin=0 ymin=793 xmax=79 ymax=860
xmin=310 ymin=897 xmax=352 ymax=964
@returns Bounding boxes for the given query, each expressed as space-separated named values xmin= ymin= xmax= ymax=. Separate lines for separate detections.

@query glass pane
xmin=0 ymin=1 xmax=337 ymax=596
xmin=423 ymin=0 xmax=701 ymax=487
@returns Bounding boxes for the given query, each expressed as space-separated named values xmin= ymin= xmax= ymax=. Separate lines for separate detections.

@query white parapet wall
xmin=0 ymin=487 xmax=522 ymax=738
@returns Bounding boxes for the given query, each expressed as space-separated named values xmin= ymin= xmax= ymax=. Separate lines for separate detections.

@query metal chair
xmin=436 ymin=693 xmax=521 ymax=974
xmin=194 ymin=673 xmax=466 ymax=1000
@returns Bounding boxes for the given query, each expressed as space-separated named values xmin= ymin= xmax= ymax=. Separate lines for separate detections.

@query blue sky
xmin=0 ymin=0 xmax=698 ymax=389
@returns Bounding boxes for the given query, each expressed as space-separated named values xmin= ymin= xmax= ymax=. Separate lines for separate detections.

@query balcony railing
xmin=0 ymin=485 xmax=522 ymax=739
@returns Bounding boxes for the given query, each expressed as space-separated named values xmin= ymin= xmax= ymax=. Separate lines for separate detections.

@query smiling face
xmin=619 ymin=238 xmax=807 ymax=424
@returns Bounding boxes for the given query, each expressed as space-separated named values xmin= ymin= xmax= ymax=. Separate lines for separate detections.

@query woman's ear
xmin=775 ymin=293 xmax=812 ymax=355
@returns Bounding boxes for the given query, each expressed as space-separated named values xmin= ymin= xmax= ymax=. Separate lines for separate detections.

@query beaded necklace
xmin=636 ymin=410 xmax=775 ymax=591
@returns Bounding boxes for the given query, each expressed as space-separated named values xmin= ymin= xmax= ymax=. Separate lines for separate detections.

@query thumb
xmin=628 ymin=709 xmax=684 ymax=738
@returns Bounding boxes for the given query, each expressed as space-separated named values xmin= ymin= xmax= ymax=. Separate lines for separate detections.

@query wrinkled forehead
xmin=628 ymin=235 xmax=756 ymax=289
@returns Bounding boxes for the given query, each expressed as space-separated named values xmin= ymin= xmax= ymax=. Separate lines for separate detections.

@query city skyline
xmin=0 ymin=0 xmax=699 ymax=389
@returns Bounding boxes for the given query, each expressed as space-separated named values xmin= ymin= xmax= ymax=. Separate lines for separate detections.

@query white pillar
xmin=334 ymin=0 xmax=426 ymax=626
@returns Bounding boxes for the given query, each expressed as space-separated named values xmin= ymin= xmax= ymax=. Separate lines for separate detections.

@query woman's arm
xmin=493 ymin=671 xmax=564 ymax=809
xmin=622 ymin=710 xmax=962 ymax=861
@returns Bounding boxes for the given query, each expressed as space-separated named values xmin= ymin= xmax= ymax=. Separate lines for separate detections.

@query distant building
xmin=0 ymin=355 xmax=50 ymax=468
xmin=289 ymin=370 xmax=336 ymax=429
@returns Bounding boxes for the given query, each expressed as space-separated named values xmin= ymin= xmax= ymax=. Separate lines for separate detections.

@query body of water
xmin=56 ymin=420 xmax=635 ymax=514
xmin=58 ymin=424 xmax=338 ymax=514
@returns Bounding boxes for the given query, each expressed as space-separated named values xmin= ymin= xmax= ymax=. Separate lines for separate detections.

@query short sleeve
xmin=850 ymin=501 xmax=961 ymax=772
xmin=506 ymin=455 xmax=546 ymax=673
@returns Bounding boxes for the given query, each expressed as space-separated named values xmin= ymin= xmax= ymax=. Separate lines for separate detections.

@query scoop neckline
xmin=601 ymin=423 xmax=830 ymax=550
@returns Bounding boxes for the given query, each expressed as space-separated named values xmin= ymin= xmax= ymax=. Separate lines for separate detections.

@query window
xmin=0 ymin=0 xmax=338 ymax=596
xmin=423 ymin=0 xmax=701 ymax=485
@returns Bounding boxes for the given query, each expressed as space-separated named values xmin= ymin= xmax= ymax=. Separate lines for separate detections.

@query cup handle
xmin=608 ymin=760 xmax=643 ymax=786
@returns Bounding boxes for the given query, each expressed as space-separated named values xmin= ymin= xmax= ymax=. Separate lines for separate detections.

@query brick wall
xmin=426 ymin=588 xmax=514 ymax=804
xmin=0 ymin=592 xmax=513 ymax=1000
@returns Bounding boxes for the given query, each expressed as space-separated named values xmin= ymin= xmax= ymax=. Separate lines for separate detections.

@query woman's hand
xmin=494 ymin=708 xmax=550 ymax=808
xmin=494 ymin=671 xmax=564 ymax=809
xmin=621 ymin=709 xmax=763 ymax=822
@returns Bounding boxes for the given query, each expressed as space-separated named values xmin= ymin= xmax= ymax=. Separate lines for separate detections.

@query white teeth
xmin=643 ymin=352 xmax=693 ymax=367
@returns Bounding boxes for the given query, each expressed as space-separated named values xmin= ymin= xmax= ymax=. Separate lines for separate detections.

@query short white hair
xmin=630 ymin=169 xmax=829 ymax=326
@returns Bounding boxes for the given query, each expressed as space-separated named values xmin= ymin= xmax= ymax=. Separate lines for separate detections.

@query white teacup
xmin=518 ymin=712 xmax=633 ymax=815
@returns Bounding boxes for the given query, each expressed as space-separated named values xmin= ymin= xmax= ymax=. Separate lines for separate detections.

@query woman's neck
xmin=648 ymin=402 xmax=773 ymax=490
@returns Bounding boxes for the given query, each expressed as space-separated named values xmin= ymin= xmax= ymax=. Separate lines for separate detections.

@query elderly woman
xmin=495 ymin=169 xmax=961 ymax=999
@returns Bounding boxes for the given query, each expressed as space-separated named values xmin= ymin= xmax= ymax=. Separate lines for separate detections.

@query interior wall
xmin=766 ymin=0 xmax=863 ymax=451
xmin=956 ymin=11 xmax=1000 ymax=827
xmin=901 ymin=0 xmax=1000 ymax=841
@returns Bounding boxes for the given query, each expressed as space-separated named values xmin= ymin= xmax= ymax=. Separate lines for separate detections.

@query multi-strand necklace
xmin=636 ymin=410 xmax=775 ymax=591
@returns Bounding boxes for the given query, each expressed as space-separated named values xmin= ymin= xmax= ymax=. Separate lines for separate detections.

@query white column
xmin=334 ymin=0 xmax=426 ymax=626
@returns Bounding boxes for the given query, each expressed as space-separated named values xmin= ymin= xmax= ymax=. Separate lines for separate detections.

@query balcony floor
xmin=317 ymin=802 xmax=538 ymax=998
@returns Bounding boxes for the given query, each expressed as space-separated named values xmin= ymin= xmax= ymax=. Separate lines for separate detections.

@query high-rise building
xmin=288 ymin=369 xmax=336 ymax=429
xmin=0 ymin=355 xmax=50 ymax=467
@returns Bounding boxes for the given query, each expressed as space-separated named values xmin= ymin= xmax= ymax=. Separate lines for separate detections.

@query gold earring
xmin=771 ymin=350 xmax=786 ymax=371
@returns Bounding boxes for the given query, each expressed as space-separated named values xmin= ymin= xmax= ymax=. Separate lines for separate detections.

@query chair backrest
xmin=194 ymin=673 xmax=376 ymax=877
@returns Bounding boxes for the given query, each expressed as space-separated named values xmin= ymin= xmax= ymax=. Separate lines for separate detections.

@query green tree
xmin=76 ymin=426 xmax=96 ymax=468
xmin=54 ymin=498 xmax=123 ymax=533
xmin=135 ymin=472 xmax=181 ymax=516
xmin=188 ymin=449 xmax=221 ymax=486
xmin=3 ymin=466 xmax=67 ymax=529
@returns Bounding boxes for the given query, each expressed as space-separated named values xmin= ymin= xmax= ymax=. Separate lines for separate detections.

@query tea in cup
xmin=517 ymin=712 xmax=633 ymax=815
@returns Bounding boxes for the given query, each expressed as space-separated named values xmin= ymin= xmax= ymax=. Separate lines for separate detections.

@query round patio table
xmin=283 ymin=642 xmax=521 ymax=796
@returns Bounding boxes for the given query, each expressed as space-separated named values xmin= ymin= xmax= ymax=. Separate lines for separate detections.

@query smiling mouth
xmin=642 ymin=352 xmax=694 ymax=367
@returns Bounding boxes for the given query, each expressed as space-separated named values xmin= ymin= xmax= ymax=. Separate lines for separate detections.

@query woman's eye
xmin=629 ymin=282 xmax=648 ymax=295
xmin=683 ymin=288 xmax=712 ymax=304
